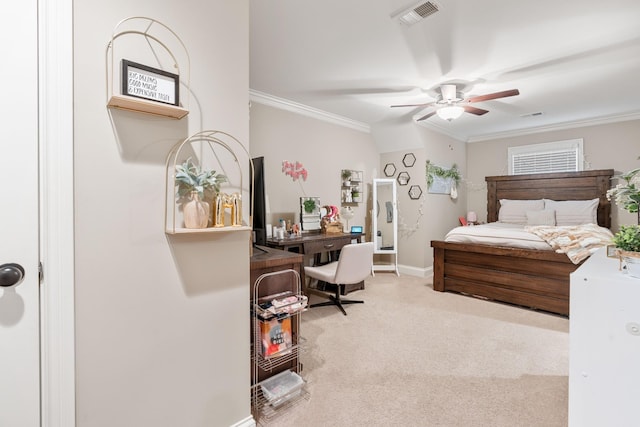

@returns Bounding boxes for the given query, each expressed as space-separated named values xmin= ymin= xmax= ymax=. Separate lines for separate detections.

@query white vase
xmin=183 ymin=191 xmax=210 ymax=229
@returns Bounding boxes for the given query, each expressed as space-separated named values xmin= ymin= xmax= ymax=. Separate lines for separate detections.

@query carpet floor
xmin=257 ymin=273 xmax=569 ymax=427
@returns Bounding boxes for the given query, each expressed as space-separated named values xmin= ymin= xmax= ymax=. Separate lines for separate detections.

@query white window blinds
xmin=508 ymin=139 xmax=583 ymax=175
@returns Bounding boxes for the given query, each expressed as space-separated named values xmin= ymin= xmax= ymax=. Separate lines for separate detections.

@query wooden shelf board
xmin=165 ymin=225 xmax=251 ymax=235
xmin=107 ymin=95 xmax=189 ymax=119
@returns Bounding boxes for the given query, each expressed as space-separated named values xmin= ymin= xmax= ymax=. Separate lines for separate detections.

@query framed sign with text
xmin=121 ymin=59 xmax=179 ymax=106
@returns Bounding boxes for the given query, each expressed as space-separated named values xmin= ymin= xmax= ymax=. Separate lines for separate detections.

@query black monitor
xmin=250 ymin=156 xmax=267 ymax=246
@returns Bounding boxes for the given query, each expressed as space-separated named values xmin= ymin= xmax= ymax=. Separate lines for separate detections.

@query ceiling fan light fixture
xmin=436 ymin=92 xmax=464 ymax=104
xmin=437 ymin=106 xmax=464 ymax=121
xmin=437 ymin=84 xmax=463 ymax=104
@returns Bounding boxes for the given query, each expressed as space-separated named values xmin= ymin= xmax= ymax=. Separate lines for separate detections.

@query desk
xmin=250 ymin=245 xmax=303 ymax=290
xmin=267 ymin=231 xmax=363 ymax=259
xmin=266 ymin=232 xmax=365 ymax=293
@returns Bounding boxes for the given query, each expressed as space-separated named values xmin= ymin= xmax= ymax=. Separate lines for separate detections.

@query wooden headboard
xmin=485 ymin=169 xmax=614 ymax=228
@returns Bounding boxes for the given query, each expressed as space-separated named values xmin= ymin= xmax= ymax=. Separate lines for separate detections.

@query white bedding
xmin=444 ymin=222 xmax=614 ymax=264
xmin=444 ymin=222 xmax=553 ymax=250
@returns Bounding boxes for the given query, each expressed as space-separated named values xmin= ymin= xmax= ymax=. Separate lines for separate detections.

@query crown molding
xmin=249 ymin=89 xmax=370 ymax=133
xmin=466 ymin=111 xmax=640 ymax=143
xmin=415 ymin=111 xmax=640 ymax=143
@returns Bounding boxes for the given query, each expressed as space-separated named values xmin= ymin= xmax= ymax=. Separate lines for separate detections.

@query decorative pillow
xmin=526 ymin=209 xmax=556 ymax=226
xmin=498 ymin=199 xmax=545 ymax=225
xmin=543 ymin=198 xmax=599 ymax=225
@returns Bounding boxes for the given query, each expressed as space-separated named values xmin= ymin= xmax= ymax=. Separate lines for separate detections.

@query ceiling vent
xmin=393 ymin=1 xmax=440 ymax=26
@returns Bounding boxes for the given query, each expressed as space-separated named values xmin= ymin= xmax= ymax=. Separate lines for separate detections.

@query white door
xmin=0 ymin=1 xmax=41 ymax=426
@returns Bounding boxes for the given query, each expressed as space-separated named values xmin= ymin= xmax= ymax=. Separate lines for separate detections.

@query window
xmin=508 ymin=139 xmax=583 ymax=175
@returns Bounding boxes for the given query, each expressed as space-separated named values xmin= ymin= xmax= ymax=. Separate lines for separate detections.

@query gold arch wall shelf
xmin=165 ymin=130 xmax=253 ymax=234
xmin=106 ymin=16 xmax=190 ymax=119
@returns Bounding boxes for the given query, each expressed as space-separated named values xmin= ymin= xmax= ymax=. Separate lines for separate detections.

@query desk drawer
xmin=303 ymin=236 xmax=350 ymax=255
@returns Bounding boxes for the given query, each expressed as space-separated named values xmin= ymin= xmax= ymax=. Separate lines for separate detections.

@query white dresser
xmin=569 ymin=248 xmax=640 ymax=427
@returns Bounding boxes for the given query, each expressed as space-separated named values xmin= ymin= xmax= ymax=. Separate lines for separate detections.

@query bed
xmin=430 ymin=169 xmax=614 ymax=316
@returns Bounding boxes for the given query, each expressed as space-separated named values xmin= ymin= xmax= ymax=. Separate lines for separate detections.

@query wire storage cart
xmin=251 ymin=269 xmax=309 ymax=424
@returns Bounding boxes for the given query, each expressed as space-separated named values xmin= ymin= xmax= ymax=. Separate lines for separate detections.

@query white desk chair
xmin=304 ymin=242 xmax=374 ymax=315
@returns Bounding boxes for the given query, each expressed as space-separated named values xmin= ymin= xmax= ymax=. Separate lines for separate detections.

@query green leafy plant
xmin=607 ymin=159 xmax=640 ymax=224
xmin=175 ymin=158 xmax=227 ymax=199
xmin=351 ymin=190 xmax=360 ymax=199
xmin=613 ymin=225 xmax=640 ymax=252
xmin=303 ymin=198 xmax=317 ymax=213
xmin=426 ymin=160 xmax=461 ymax=188
xmin=341 ymin=170 xmax=352 ymax=181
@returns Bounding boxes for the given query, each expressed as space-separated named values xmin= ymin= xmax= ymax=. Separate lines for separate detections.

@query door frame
xmin=39 ymin=0 xmax=75 ymax=425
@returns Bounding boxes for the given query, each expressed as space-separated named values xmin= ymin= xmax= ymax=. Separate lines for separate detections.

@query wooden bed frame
xmin=431 ymin=169 xmax=614 ymax=316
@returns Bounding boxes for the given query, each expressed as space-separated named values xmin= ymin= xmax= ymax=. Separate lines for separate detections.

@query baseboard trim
xmin=398 ymin=264 xmax=433 ymax=278
xmin=230 ymin=415 xmax=256 ymax=427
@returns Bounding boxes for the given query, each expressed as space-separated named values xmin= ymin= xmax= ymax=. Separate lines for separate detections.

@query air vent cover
xmin=396 ymin=1 xmax=440 ymax=26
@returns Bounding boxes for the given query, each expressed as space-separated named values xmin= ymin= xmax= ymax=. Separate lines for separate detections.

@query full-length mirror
xmin=372 ymin=178 xmax=398 ymax=275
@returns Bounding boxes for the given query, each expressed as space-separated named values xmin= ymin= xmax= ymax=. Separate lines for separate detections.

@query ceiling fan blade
xmin=464 ymin=105 xmax=489 ymax=116
xmin=466 ymin=89 xmax=520 ymax=103
xmin=391 ymin=101 xmax=435 ymax=108
xmin=416 ymin=111 xmax=437 ymax=122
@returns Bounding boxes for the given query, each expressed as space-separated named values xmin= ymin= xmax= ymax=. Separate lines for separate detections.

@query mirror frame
xmin=372 ymin=178 xmax=397 ymax=255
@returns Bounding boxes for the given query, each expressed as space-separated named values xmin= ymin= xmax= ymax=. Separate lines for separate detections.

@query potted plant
xmin=303 ymin=198 xmax=317 ymax=214
xmin=607 ymin=161 xmax=640 ymax=277
xmin=175 ymin=158 xmax=227 ymax=228
xmin=351 ymin=189 xmax=360 ymax=201
xmin=341 ymin=170 xmax=352 ymax=186
xmin=612 ymin=225 xmax=640 ymax=278
xmin=607 ymin=161 xmax=640 ymax=225
xmin=613 ymin=225 xmax=640 ymax=252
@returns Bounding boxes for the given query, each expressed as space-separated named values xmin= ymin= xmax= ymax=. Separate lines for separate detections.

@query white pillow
xmin=526 ymin=209 xmax=556 ymax=226
xmin=498 ymin=199 xmax=545 ymax=225
xmin=543 ymin=198 xmax=599 ymax=225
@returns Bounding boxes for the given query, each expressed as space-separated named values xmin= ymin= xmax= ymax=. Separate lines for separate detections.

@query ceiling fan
xmin=391 ymin=84 xmax=520 ymax=122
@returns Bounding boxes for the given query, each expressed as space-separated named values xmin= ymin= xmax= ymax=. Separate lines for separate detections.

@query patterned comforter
xmin=524 ymin=223 xmax=613 ymax=264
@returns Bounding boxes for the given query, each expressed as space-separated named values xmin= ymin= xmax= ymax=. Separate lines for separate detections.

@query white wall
xmin=249 ymin=108 xmax=467 ymax=273
xmin=74 ymin=2 xmax=251 ymax=426
xmin=249 ymin=104 xmax=640 ymax=273
xmin=373 ymin=122 xmax=466 ymax=272
xmin=249 ymin=103 xmax=378 ymax=236
xmin=467 ymin=119 xmax=640 ymax=230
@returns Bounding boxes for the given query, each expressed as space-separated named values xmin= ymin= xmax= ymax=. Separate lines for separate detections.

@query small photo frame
xmin=607 ymin=244 xmax=620 ymax=258
xmin=121 ymin=59 xmax=179 ymax=106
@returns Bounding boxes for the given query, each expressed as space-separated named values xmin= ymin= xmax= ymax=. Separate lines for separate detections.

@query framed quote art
xmin=121 ymin=59 xmax=179 ymax=106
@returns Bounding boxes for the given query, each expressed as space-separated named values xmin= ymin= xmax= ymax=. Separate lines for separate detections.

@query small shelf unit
xmin=341 ymin=169 xmax=363 ymax=205
xmin=105 ymin=16 xmax=190 ymax=119
xmin=251 ymin=269 xmax=309 ymax=424
xmin=165 ymin=130 xmax=252 ymax=235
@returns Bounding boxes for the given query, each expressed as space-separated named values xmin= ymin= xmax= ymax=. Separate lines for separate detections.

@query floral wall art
xmin=282 ymin=160 xmax=308 ymax=182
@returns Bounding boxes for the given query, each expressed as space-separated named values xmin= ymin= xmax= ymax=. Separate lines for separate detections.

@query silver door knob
xmin=0 ymin=263 xmax=25 ymax=287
